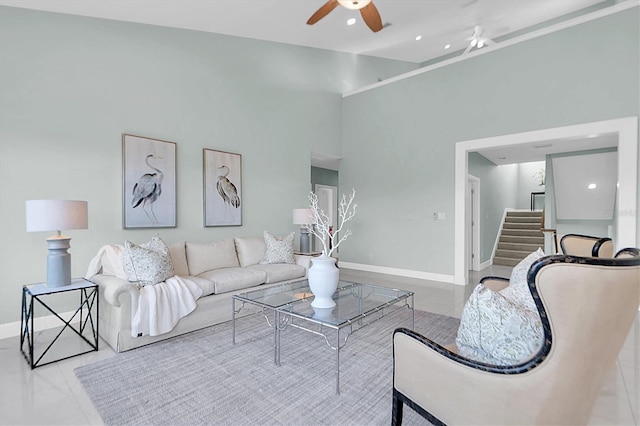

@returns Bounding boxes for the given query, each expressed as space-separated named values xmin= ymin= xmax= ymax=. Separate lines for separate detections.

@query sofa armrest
xmin=294 ymin=254 xmax=313 ymax=271
xmin=89 ymin=274 xmax=139 ymax=308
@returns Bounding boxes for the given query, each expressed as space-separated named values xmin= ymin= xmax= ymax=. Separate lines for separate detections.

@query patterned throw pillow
xmin=124 ymin=234 xmax=175 ymax=286
xmin=456 ymin=284 xmax=543 ymax=365
xmin=260 ymin=231 xmax=295 ymax=264
xmin=455 ymin=249 xmax=546 ymax=365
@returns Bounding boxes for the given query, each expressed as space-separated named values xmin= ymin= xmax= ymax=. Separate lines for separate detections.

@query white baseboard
xmin=479 ymin=260 xmax=492 ymax=270
xmin=339 ymin=262 xmax=456 ymax=284
xmin=0 ymin=310 xmax=77 ymax=340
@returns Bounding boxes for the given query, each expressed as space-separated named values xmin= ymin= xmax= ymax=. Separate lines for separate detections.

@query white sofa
xmin=88 ymin=237 xmax=312 ymax=352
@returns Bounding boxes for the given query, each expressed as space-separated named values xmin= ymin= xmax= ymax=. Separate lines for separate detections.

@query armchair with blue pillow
xmin=392 ymin=247 xmax=640 ymax=425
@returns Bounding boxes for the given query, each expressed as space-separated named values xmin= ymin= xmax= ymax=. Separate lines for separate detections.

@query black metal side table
xmin=21 ymin=278 xmax=99 ymax=369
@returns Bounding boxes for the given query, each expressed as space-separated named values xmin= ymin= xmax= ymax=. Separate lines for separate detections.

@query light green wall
xmin=341 ymin=7 xmax=639 ymax=275
xmin=468 ymin=153 xmax=518 ymax=263
xmin=311 ymin=166 xmax=339 ymax=189
xmin=0 ymin=6 xmax=416 ymax=325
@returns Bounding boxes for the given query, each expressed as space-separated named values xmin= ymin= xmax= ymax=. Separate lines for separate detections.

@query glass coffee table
xmin=232 ymin=280 xmax=414 ymax=394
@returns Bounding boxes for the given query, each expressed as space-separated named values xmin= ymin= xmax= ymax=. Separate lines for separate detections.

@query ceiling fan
xmin=307 ymin=0 xmax=383 ymax=32
xmin=463 ymin=25 xmax=495 ymax=55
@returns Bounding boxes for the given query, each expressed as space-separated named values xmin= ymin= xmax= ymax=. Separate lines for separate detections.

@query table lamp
xmin=26 ymin=200 xmax=88 ymax=287
xmin=292 ymin=208 xmax=313 ymax=253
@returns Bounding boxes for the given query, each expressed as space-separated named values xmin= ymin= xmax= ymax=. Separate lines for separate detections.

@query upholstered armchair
xmin=559 ymin=233 xmax=614 ymax=257
xmin=392 ymin=249 xmax=640 ymax=425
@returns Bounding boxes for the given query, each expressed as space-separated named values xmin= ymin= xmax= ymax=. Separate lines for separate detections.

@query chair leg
xmin=392 ymin=389 xmax=404 ymax=426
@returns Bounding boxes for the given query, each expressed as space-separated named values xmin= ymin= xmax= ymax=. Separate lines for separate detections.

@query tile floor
xmin=0 ymin=265 xmax=637 ymax=425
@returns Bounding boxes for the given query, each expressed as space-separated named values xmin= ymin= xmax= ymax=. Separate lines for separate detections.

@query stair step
xmin=503 ymin=222 xmax=541 ymax=230
xmin=495 ymin=249 xmax=534 ymax=259
xmin=500 ymin=235 xmax=545 ymax=245
xmin=502 ymin=229 xmax=544 ymax=238
xmin=506 ymin=211 xmax=543 ymax=218
xmin=505 ymin=216 xmax=542 ymax=224
xmin=498 ymin=242 xmax=541 ymax=252
xmin=493 ymin=257 xmax=522 ymax=267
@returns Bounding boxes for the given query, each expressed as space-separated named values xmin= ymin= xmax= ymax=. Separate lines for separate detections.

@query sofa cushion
xmin=123 ymin=235 xmax=175 ymax=286
xmin=197 ymin=267 xmax=267 ymax=294
xmin=260 ymin=231 xmax=295 ymax=264
xmin=248 ymin=263 xmax=306 ymax=284
xmin=184 ymin=275 xmax=216 ymax=297
xmin=168 ymin=241 xmax=190 ymax=277
xmin=234 ymin=237 xmax=266 ymax=267
xmin=186 ymin=239 xmax=239 ymax=276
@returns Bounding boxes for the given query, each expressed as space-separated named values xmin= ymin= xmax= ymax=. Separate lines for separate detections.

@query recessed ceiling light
xmin=588 ymin=183 xmax=597 ymax=190
xmin=347 ymin=18 xmax=356 ymax=26
xmin=444 ymin=44 xmax=451 ymax=49
xmin=415 ymin=35 xmax=422 ymax=41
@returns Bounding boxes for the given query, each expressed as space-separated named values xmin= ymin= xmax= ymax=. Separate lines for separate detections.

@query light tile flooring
xmin=0 ymin=265 xmax=637 ymax=425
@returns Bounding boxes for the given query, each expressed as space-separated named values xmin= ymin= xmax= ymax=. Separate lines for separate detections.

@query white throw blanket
xmin=132 ymin=276 xmax=203 ymax=337
xmin=86 ymin=245 xmax=204 ymax=338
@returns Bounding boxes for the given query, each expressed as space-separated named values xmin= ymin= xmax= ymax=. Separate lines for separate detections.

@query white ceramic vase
xmin=308 ymin=255 xmax=339 ymax=308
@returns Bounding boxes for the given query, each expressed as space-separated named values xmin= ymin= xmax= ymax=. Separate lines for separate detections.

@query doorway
xmin=314 ymin=184 xmax=338 ymax=253
xmin=454 ymin=117 xmax=638 ymax=285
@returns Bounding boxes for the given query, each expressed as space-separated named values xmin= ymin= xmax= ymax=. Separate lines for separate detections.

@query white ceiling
xmin=476 ymin=133 xmax=619 ymax=165
xmin=0 ymin=0 xmax=609 ymax=64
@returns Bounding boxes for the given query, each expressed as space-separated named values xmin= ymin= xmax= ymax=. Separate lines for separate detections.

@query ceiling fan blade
xmin=307 ymin=0 xmax=339 ymax=25
xmin=463 ymin=42 xmax=474 ymax=55
xmin=360 ymin=2 xmax=383 ymax=32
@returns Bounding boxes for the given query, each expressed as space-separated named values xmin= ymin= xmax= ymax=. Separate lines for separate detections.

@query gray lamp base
xmin=46 ymin=236 xmax=72 ymax=287
xmin=299 ymin=229 xmax=310 ymax=254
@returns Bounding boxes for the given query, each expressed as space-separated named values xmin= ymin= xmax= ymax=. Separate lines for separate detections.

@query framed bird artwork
xmin=203 ymin=148 xmax=242 ymax=227
xmin=122 ymin=134 xmax=177 ymax=229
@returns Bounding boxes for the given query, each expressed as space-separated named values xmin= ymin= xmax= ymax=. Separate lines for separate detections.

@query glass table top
xmin=278 ymin=282 xmax=413 ymax=328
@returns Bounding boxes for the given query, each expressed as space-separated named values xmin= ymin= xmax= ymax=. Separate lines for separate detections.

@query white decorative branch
xmin=308 ymin=189 xmax=357 ymax=257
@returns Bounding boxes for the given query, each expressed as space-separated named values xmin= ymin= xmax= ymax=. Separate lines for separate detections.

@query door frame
xmin=467 ymin=175 xmax=481 ymax=271
xmin=314 ymin=184 xmax=338 ymax=253
xmin=454 ymin=117 xmax=638 ymax=285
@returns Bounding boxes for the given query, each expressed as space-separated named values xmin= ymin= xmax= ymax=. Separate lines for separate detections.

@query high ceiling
xmin=0 ymin=0 xmax=610 ymax=64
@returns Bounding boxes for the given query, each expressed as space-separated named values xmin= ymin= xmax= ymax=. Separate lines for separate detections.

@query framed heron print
xmin=203 ymin=148 xmax=242 ymax=227
xmin=123 ymin=134 xmax=177 ymax=229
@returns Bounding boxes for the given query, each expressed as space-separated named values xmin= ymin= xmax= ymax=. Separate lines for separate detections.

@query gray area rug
xmin=75 ymin=309 xmax=459 ymax=425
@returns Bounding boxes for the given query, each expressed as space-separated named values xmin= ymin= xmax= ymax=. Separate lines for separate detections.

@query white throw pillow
xmin=186 ymin=239 xmax=240 ymax=276
xmin=456 ymin=284 xmax=543 ymax=365
xmin=260 ymin=231 xmax=295 ymax=264
xmin=234 ymin=237 xmax=266 ymax=267
xmin=123 ymin=235 xmax=175 ymax=286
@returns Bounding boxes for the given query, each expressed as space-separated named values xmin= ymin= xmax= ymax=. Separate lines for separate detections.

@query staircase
xmin=493 ymin=211 xmax=544 ymax=267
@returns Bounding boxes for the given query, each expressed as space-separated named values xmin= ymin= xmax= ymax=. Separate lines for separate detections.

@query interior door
xmin=314 ymin=184 xmax=338 ymax=254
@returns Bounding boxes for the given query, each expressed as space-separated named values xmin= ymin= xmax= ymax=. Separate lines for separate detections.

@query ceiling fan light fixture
xmin=470 ymin=38 xmax=478 ymax=47
xmin=337 ymin=0 xmax=372 ymax=10
xmin=477 ymin=39 xmax=484 ymax=48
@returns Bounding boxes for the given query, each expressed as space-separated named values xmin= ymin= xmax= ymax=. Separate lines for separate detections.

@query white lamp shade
xmin=292 ymin=208 xmax=313 ymax=225
xmin=26 ymin=200 xmax=88 ymax=232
